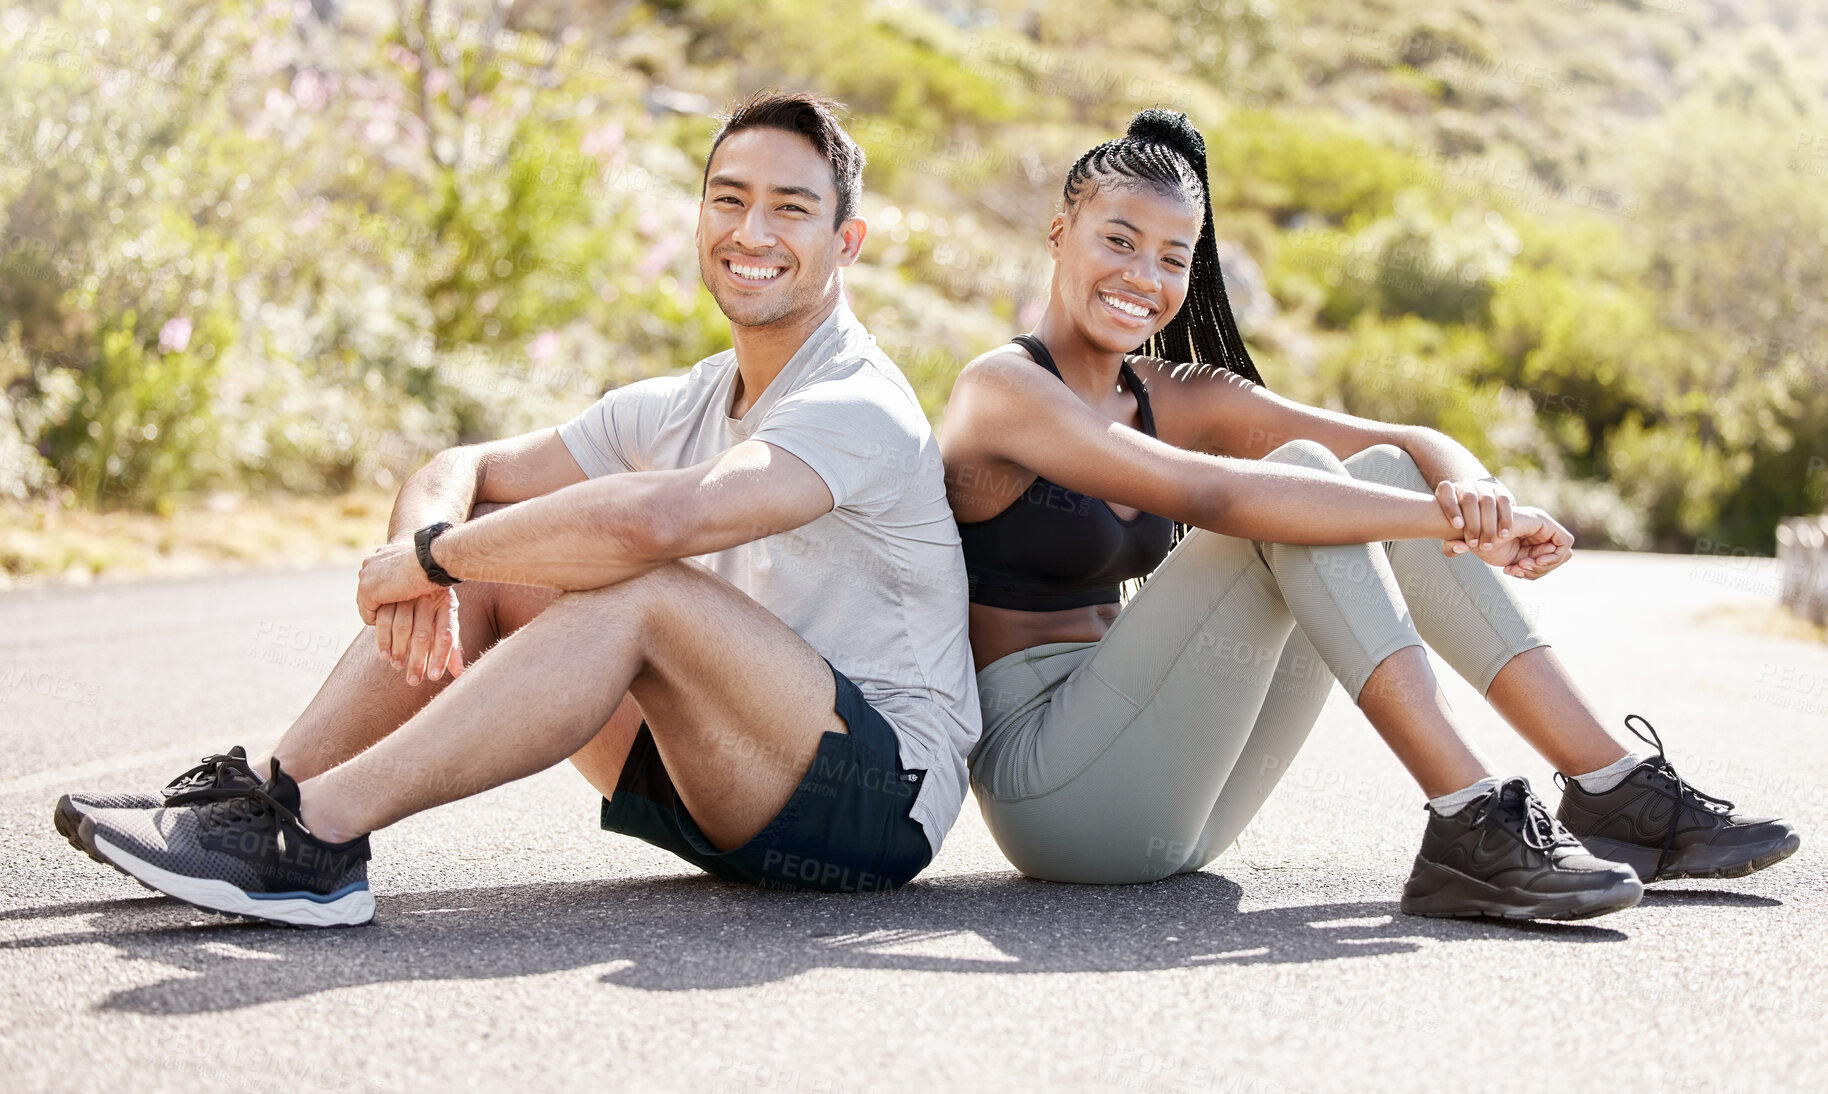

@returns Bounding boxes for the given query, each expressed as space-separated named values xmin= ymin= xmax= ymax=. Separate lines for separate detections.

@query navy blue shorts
xmin=600 ymin=663 xmax=934 ymax=892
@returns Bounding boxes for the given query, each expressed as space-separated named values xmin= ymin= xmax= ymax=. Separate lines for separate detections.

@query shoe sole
xmin=80 ymin=820 xmax=373 ymax=928
xmin=53 ymin=796 xmax=109 ymax=865
xmin=1399 ymin=859 xmax=1643 ymax=920
xmin=1582 ymin=832 xmax=1802 ymax=883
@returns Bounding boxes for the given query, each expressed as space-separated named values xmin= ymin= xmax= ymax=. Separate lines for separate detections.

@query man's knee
xmin=468 ymin=499 xmax=518 ymax=519
xmin=555 ymin=561 xmax=705 ymax=625
xmin=1343 ymin=443 xmax=1427 ymax=491
xmin=1263 ymin=437 xmax=1345 ymax=475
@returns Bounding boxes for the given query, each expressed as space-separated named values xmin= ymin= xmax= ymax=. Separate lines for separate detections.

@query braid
xmin=1062 ymin=109 xmax=1264 ymax=387
xmin=1067 ymin=111 xmax=1265 ymax=566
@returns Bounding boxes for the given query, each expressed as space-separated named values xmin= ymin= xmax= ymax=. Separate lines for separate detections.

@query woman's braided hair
xmin=1061 ymin=109 xmax=1264 ymax=387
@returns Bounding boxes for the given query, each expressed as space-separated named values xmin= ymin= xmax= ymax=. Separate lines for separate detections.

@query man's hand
xmin=1460 ymin=505 xmax=1575 ymax=579
xmin=371 ymin=592 xmax=465 ymax=685
xmin=1434 ymin=476 xmax=1516 ymax=554
xmin=358 ymin=540 xmax=463 ymax=685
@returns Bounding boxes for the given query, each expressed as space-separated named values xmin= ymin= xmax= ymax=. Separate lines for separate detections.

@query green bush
xmin=0 ymin=0 xmax=1822 ymax=560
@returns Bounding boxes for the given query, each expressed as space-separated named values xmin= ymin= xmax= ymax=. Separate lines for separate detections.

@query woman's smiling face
xmin=1047 ymin=182 xmax=1203 ymax=355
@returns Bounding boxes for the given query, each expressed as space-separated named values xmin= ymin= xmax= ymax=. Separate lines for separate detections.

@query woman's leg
xmin=975 ymin=440 xmax=1494 ymax=884
xmin=971 ymin=526 xmax=1308 ymax=884
xmin=1338 ymin=444 xmax=1627 ymax=773
xmin=1342 ymin=444 xmax=1800 ymax=883
xmin=1171 ymin=443 xmax=1507 ymax=875
xmin=973 ymin=439 xmax=1640 ymax=917
xmin=1485 ymin=649 xmax=1627 ymax=774
xmin=1172 ymin=625 xmax=1331 ymax=872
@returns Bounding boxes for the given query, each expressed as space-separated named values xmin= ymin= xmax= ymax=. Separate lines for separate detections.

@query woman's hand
xmin=1433 ymin=476 xmax=1516 ymax=554
xmin=1461 ymin=505 xmax=1575 ymax=578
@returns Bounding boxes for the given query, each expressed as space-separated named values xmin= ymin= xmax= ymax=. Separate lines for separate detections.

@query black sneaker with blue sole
xmin=54 ymin=747 xmax=261 ymax=863
xmin=79 ymin=759 xmax=374 ymax=928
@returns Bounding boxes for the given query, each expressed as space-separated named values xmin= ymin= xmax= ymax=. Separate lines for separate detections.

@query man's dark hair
xmin=704 ymin=90 xmax=866 ymax=227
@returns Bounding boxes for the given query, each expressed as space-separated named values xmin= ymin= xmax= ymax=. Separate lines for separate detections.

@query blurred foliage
xmin=1 ymin=0 xmax=1825 ymax=553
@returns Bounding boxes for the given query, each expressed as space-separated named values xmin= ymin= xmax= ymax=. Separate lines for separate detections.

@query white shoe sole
xmin=90 ymin=833 xmax=374 ymax=927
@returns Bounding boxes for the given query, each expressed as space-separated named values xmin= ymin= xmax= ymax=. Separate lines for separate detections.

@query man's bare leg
xmin=253 ymin=498 xmax=574 ymax=780
xmin=1482 ymin=646 xmax=1628 ymax=775
xmin=298 ymin=561 xmax=844 ymax=851
xmin=569 ymin=694 xmax=645 ymax=798
xmin=254 ymin=580 xmax=565 ymax=781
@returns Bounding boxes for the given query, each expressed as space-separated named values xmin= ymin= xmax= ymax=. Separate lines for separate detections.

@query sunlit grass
xmin=0 ymin=490 xmax=392 ymax=587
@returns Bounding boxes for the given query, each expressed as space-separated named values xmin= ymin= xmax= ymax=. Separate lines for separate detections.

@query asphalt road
xmin=3 ymin=550 xmax=1825 ymax=1093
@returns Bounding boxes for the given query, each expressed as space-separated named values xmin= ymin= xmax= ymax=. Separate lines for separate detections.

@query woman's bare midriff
xmin=969 ymin=601 xmax=1122 ymax=671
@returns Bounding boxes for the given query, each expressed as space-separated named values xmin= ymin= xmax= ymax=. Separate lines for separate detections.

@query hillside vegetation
xmin=2 ymin=0 xmax=1825 ymax=559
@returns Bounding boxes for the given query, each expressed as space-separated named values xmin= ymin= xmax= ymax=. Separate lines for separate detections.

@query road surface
xmin=2 ymin=550 xmax=1824 ymax=1092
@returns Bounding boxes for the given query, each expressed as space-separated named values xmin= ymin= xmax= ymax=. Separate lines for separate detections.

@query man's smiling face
xmin=696 ymin=127 xmax=861 ymax=330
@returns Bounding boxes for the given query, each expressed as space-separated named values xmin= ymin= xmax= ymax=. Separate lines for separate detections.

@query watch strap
xmin=413 ymin=522 xmax=462 ymax=586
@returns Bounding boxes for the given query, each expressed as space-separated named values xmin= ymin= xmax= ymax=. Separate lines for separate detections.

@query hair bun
xmin=1127 ymin=108 xmax=1206 ymax=162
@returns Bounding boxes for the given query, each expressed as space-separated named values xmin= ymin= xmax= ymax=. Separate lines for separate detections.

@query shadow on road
xmin=1637 ymin=888 xmax=1783 ymax=908
xmin=1 ymin=870 xmax=1632 ymax=1015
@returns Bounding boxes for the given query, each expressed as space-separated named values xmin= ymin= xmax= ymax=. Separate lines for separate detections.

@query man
xmin=55 ymin=91 xmax=980 ymax=926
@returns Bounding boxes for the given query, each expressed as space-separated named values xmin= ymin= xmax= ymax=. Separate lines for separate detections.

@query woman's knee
xmin=1343 ymin=443 xmax=1428 ymax=491
xmin=1262 ymin=437 xmax=1346 ymax=475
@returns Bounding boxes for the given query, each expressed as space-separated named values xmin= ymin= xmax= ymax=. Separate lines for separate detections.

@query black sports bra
xmin=958 ymin=335 xmax=1175 ymax=611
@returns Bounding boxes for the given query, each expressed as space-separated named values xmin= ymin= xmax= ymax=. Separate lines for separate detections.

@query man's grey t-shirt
xmin=557 ymin=301 xmax=979 ymax=855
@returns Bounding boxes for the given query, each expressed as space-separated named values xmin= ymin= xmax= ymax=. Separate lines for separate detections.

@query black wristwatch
xmin=413 ymin=522 xmax=462 ymax=586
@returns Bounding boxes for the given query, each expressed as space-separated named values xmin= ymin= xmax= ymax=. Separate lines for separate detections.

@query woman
xmin=939 ymin=109 xmax=1799 ymax=918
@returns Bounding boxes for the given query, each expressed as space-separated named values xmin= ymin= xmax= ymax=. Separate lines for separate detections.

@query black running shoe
xmin=1400 ymin=776 xmax=1642 ymax=920
xmin=79 ymin=760 xmax=373 ymax=927
xmin=54 ymin=747 xmax=262 ymax=862
xmin=1555 ymin=716 xmax=1801 ymax=883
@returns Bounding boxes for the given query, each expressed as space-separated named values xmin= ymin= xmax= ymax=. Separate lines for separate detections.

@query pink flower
xmin=386 ymin=42 xmax=421 ymax=73
xmin=528 ymin=330 xmax=560 ymax=365
xmin=581 ymin=124 xmax=624 ymax=162
xmin=292 ymin=69 xmax=332 ymax=112
xmin=363 ymin=99 xmax=399 ymax=145
xmin=636 ymin=238 xmax=681 ymax=279
xmin=159 ymin=317 xmax=193 ymax=354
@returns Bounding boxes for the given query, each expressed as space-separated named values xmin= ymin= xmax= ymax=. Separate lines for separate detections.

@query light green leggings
xmin=968 ymin=440 xmax=1547 ymax=884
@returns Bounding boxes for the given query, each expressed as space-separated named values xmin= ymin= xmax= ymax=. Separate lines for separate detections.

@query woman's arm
xmin=1141 ymin=361 xmax=1518 ymax=549
xmin=946 ymin=354 xmax=1572 ymax=578
xmin=948 ymin=353 xmax=1473 ymax=546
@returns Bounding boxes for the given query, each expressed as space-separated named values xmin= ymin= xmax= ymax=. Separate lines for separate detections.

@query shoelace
xmin=1623 ymin=714 xmax=1736 ymax=877
xmin=1482 ymin=783 xmax=1574 ymax=853
xmin=198 ymin=785 xmax=298 ymax=833
xmin=164 ymin=752 xmax=249 ymax=794
xmin=1626 ymin=715 xmax=1735 ymax=815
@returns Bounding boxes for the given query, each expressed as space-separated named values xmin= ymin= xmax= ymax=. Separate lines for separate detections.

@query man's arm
xmin=366 ymin=428 xmax=590 ymax=685
xmin=356 ymin=439 xmax=833 ymax=617
xmin=385 ymin=427 xmax=589 ymax=542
